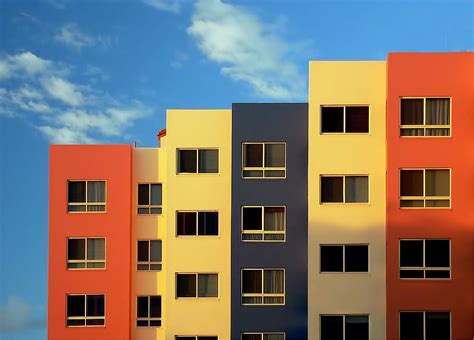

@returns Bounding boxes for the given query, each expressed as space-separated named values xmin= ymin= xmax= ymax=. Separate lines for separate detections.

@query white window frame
xmin=176 ymin=148 xmax=219 ymax=174
xmin=175 ymin=211 xmax=219 ymax=237
xmin=137 ymin=183 xmax=162 ymax=215
xmin=67 ymin=180 xmax=107 ymax=213
xmin=136 ymin=295 xmax=162 ymax=327
xmin=320 ymin=105 xmax=370 ymax=134
xmin=241 ymin=206 xmax=286 ymax=242
xmin=175 ymin=273 xmax=219 ymax=299
xmin=66 ymin=294 xmax=105 ymax=327
xmin=320 ymin=175 xmax=370 ymax=204
xmin=320 ymin=314 xmax=370 ymax=340
xmin=242 ymin=142 xmax=287 ymax=179
xmin=67 ymin=237 xmax=106 ymax=270
xmin=241 ymin=333 xmax=286 ymax=340
xmin=399 ymin=311 xmax=451 ymax=340
xmin=137 ymin=240 xmax=162 ymax=271
xmin=319 ymin=244 xmax=369 ymax=273
xmin=241 ymin=268 xmax=285 ymax=306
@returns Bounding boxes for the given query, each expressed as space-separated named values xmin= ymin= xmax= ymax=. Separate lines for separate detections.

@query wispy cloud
xmin=143 ymin=0 xmax=185 ymax=13
xmin=40 ymin=76 xmax=85 ymax=106
xmin=54 ymin=23 xmax=111 ymax=49
xmin=0 ymin=296 xmax=45 ymax=332
xmin=0 ymin=52 xmax=53 ymax=80
xmin=187 ymin=0 xmax=306 ymax=100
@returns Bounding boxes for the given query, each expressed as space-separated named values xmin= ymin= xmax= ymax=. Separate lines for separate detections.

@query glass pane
xmin=68 ymin=205 xmax=86 ymax=212
xmin=138 ymin=184 xmax=149 ymax=205
xmin=87 ymin=205 xmax=105 ymax=212
xmin=149 ymin=296 xmax=161 ymax=317
xmin=243 ymin=144 xmax=263 ymax=167
xmin=87 ymin=262 xmax=105 ymax=269
xmin=401 ymin=99 xmax=424 ymax=125
xmin=136 ymin=320 xmax=148 ymax=327
xmin=86 ymin=295 xmax=104 ymax=317
xmin=86 ymin=318 xmax=104 ymax=326
xmin=345 ymin=176 xmax=368 ymax=203
xmin=137 ymin=241 xmax=149 ymax=262
xmin=242 ymin=207 xmax=262 ymax=231
xmin=150 ymin=184 xmax=162 ymax=205
xmin=400 ymin=170 xmax=424 ymax=196
xmin=345 ymin=316 xmax=369 ymax=340
xmin=242 ymin=335 xmax=262 ymax=340
xmin=150 ymin=264 xmax=162 ymax=271
xmin=345 ymin=245 xmax=368 ymax=272
xmin=346 ymin=106 xmax=369 ymax=133
xmin=199 ymin=337 xmax=219 ymax=340
xmin=425 ymin=170 xmax=450 ymax=197
xmin=425 ymin=240 xmax=449 ymax=267
xmin=426 ymin=312 xmax=450 ymax=340
xmin=242 ymin=233 xmax=263 ymax=241
xmin=320 ymin=315 xmax=343 ymax=340
xmin=178 ymin=150 xmax=197 ymax=173
xmin=150 ymin=240 xmax=162 ymax=262
xmin=138 ymin=208 xmax=149 ymax=214
xmin=149 ymin=320 xmax=161 ymax=327
xmin=68 ymin=239 xmax=85 ymax=260
xmin=67 ymin=319 xmax=85 ymax=326
xmin=321 ymin=107 xmax=344 ymax=133
xmin=177 ymin=212 xmax=197 ymax=235
xmin=425 ymin=270 xmax=450 ymax=279
xmin=242 ymin=270 xmax=262 ymax=294
xmin=242 ymin=296 xmax=262 ymax=304
xmin=320 ymin=246 xmax=343 ymax=272
xmin=68 ymin=181 xmax=86 ymax=203
xmin=264 ymin=270 xmax=284 ymax=294
xmin=177 ymin=274 xmax=196 ymax=297
xmin=199 ymin=149 xmax=219 ymax=173
xmin=137 ymin=296 xmax=148 ymax=318
xmin=68 ymin=263 xmax=85 ymax=269
xmin=198 ymin=274 xmax=218 ymax=297
xmin=400 ymin=240 xmax=423 ymax=267
xmin=400 ymin=312 xmax=424 ymax=340
xmin=265 ymin=144 xmax=285 ymax=167
xmin=243 ymin=170 xmax=263 ymax=178
xmin=400 ymin=200 xmax=424 ymax=207
xmin=176 ymin=337 xmax=196 ymax=340
xmin=426 ymin=98 xmax=450 ymax=125
xmin=264 ymin=335 xmax=285 ymax=340
xmin=425 ymin=200 xmax=450 ymax=207
xmin=264 ymin=170 xmax=286 ymax=178
xmin=264 ymin=234 xmax=285 ymax=241
xmin=198 ymin=212 xmax=219 ymax=236
xmin=426 ymin=128 xmax=450 ymax=136
xmin=87 ymin=238 xmax=105 ymax=260
xmin=137 ymin=264 xmax=149 ymax=270
xmin=401 ymin=128 xmax=424 ymax=136
xmin=263 ymin=296 xmax=284 ymax=304
xmin=264 ymin=207 xmax=285 ymax=231
xmin=67 ymin=295 xmax=85 ymax=317
xmin=150 ymin=207 xmax=162 ymax=214
xmin=87 ymin=181 xmax=105 ymax=203
xmin=321 ymin=177 xmax=343 ymax=203
xmin=400 ymin=270 xmax=424 ymax=279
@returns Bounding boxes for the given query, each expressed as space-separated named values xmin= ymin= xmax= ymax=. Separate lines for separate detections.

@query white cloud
xmin=0 ymin=52 xmax=53 ymax=80
xmin=37 ymin=125 xmax=97 ymax=144
xmin=0 ymin=296 xmax=45 ymax=332
xmin=40 ymin=76 xmax=85 ymax=106
xmin=54 ymin=23 xmax=110 ymax=49
xmin=143 ymin=0 xmax=184 ymax=13
xmin=187 ymin=0 xmax=305 ymax=100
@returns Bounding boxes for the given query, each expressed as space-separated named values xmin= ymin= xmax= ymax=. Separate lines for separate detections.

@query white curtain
xmin=264 ymin=207 xmax=285 ymax=231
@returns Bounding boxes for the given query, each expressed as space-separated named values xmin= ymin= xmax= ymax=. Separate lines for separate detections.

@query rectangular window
xmin=176 ymin=273 xmax=218 ymax=298
xmin=320 ymin=175 xmax=369 ymax=203
xmin=320 ymin=245 xmax=369 ymax=273
xmin=321 ymin=106 xmax=369 ymax=133
xmin=138 ymin=183 xmax=162 ymax=214
xmin=241 ymin=333 xmax=285 ymax=340
xmin=137 ymin=240 xmax=162 ymax=271
xmin=176 ymin=337 xmax=218 ymax=340
xmin=241 ymin=206 xmax=285 ymax=242
xmin=241 ymin=269 xmax=285 ymax=305
xmin=400 ymin=169 xmax=450 ymax=208
xmin=67 ymin=238 xmax=105 ymax=269
xmin=66 ymin=294 xmax=105 ymax=327
xmin=400 ymin=312 xmax=451 ymax=340
xmin=68 ymin=180 xmax=106 ymax=212
xmin=176 ymin=211 xmax=218 ymax=236
xmin=320 ymin=315 xmax=369 ymax=340
xmin=177 ymin=149 xmax=218 ymax=174
xmin=242 ymin=143 xmax=286 ymax=178
xmin=400 ymin=98 xmax=451 ymax=137
xmin=400 ymin=240 xmax=450 ymax=279
xmin=136 ymin=296 xmax=161 ymax=327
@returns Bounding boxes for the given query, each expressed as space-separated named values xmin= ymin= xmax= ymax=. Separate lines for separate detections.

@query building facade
xmin=48 ymin=52 xmax=474 ymax=340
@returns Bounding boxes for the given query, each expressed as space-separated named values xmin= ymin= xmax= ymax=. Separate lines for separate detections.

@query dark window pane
xmin=138 ymin=184 xmax=149 ymax=205
xmin=264 ymin=270 xmax=284 ymax=294
xmin=242 ymin=270 xmax=262 ymax=294
xmin=199 ymin=337 xmax=219 ymax=340
xmin=426 ymin=128 xmax=450 ymax=136
xmin=400 ymin=200 xmax=425 ymax=208
xmin=321 ymin=107 xmax=344 ymax=133
xmin=150 ymin=240 xmax=162 ymax=262
xmin=149 ymin=320 xmax=161 ymax=326
xmin=242 ymin=207 xmax=262 ymax=231
xmin=400 ymin=170 xmax=424 ymax=196
xmin=400 ymin=270 xmax=424 ymax=278
xmin=87 ymin=181 xmax=105 ymax=203
xmin=67 ymin=295 xmax=85 ymax=317
xmin=199 ymin=149 xmax=219 ymax=173
xmin=345 ymin=316 xmax=369 ymax=340
xmin=321 ymin=246 xmax=343 ymax=272
xmin=137 ymin=296 xmax=148 ymax=318
xmin=177 ymin=274 xmax=196 ymax=297
xmin=67 ymin=319 xmax=85 ymax=326
xmin=401 ymin=99 xmax=424 ymax=125
xmin=400 ymin=240 xmax=424 ymax=267
xmin=137 ymin=241 xmax=149 ymax=262
xmin=177 ymin=212 xmax=197 ymax=235
xmin=150 ymin=184 xmax=162 ymax=205
xmin=321 ymin=177 xmax=343 ymax=203
xmin=198 ymin=212 xmax=219 ymax=235
xmin=176 ymin=337 xmax=196 ymax=340
xmin=345 ymin=176 xmax=369 ymax=203
xmin=242 ymin=335 xmax=261 ymax=340
xmin=264 ymin=170 xmax=285 ymax=178
xmin=149 ymin=296 xmax=161 ymax=317
xmin=346 ymin=106 xmax=369 ymax=133
xmin=198 ymin=274 xmax=218 ymax=297
xmin=400 ymin=312 xmax=424 ymax=340
xmin=150 ymin=207 xmax=162 ymax=214
xmin=243 ymin=170 xmax=263 ymax=178
xmin=425 ymin=200 xmax=450 ymax=207
xmin=401 ymin=128 xmax=424 ymax=136
xmin=86 ymin=319 xmax=104 ymax=326
xmin=426 ymin=98 xmax=450 ymax=125
xmin=178 ymin=150 xmax=197 ymax=173
xmin=265 ymin=144 xmax=285 ymax=167
xmin=68 ymin=181 xmax=86 ymax=203
xmin=86 ymin=295 xmax=104 ymax=317
xmin=68 ymin=239 xmax=85 ymax=260
xmin=320 ymin=315 xmax=343 ymax=340
xmin=68 ymin=205 xmax=87 ymax=212
xmin=425 ymin=270 xmax=450 ymax=279
xmin=425 ymin=240 xmax=450 ymax=267
xmin=244 ymin=144 xmax=263 ymax=167
xmin=426 ymin=312 xmax=450 ymax=340
xmin=138 ymin=208 xmax=149 ymax=214
xmin=264 ymin=207 xmax=285 ymax=231
xmin=87 ymin=238 xmax=105 ymax=261
xmin=136 ymin=320 xmax=148 ymax=327
xmin=345 ymin=245 xmax=368 ymax=272
xmin=425 ymin=170 xmax=450 ymax=197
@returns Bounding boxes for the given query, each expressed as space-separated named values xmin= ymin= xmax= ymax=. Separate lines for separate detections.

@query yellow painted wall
xmin=308 ymin=61 xmax=387 ymax=339
xmin=164 ymin=109 xmax=231 ymax=339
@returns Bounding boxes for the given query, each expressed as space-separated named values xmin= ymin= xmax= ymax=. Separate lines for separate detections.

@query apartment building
xmin=48 ymin=52 xmax=474 ymax=340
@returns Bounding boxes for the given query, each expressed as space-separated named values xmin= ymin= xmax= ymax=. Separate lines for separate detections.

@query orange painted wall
xmin=386 ymin=52 xmax=474 ymax=339
xmin=48 ymin=145 xmax=132 ymax=340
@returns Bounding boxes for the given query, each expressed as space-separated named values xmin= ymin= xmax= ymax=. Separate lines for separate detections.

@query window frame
xmin=137 ymin=183 xmax=163 ymax=215
xmin=136 ymin=295 xmax=162 ymax=327
xmin=67 ymin=180 xmax=107 ymax=213
xmin=241 ymin=142 xmax=287 ymax=179
xmin=399 ymin=239 xmax=451 ymax=280
xmin=67 ymin=237 xmax=106 ymax=270
xmin=320 ymin=105 xmax=370 ymax=134
xmin=137 ymin=239 xmax=162 ymax=271
xmin=175 ymin=211 xmax=219 ymax=237
xmin=66 ymin=293 xmax=105 ymax=327
xmin=320 ymin=244 xmax=370 ymax=273
xmin=399 ymin=97 xmax=452 ymax=138
xmin=241 ymin=268 xmax=285 ymax=306
xmin=241 ymin=333 xmax=286 ymax=340
xmin=399 ymin=168 xmax=451 ymax=209
xmin=241 ymin=206 xmax=286 ymax=242
xmin=176 ymin=148 xmax=219 ymax=174
xmin=399 ymin=311 xmax=451 ymax=340
xmin=175 ymin=337 xmax=219 ymax=340
xmin=175 ymin=273 xmax=219 ymax=299
xmin=320 ymin=314 xmax=370 ymax=340
xmin=320 ymin=175 xmax=370 ymax=204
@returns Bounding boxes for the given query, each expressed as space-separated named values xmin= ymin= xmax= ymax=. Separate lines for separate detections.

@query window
xmin=241 ymin=269 xmax=285 ymax=305
xmin=400 ymin=240 xmax=450 ymax=279
xmin=176 ymin=337 xmax=218 ymax=340
xmin=320 ymin=175 xmax=369 ymax=203
xmin=321 ymin=106 xmax=369 ymax=133
xmin=320 ymin=315 xmax=369 ymax=340
xmin=66 ymin=294 xmax=105 ymax=327
xmin=68 ymin=180 xmax=106 ymax=212
xmin=400 ymin=169 xmax=450 ymax=208
xmin=137 ymin=240 xmax=162 ymax=271
xmin=400 ymin=98 xmax=450 ymax=137
xmin=138 ymin=183 xmax=162 ymax=214
xmin=67 ymin=238 xmax=105 ymax=269
xmin=176 ymin=273 xmax=218 ymax=298
xmin=241 ymin=333 xmax=285 ymax=340
xmin=400 ymin=312 xmax=451 ymax=340
xmin=137 ymin=296 xmax=161 ymax=327
xmin=320 ymin=245 xmax=368 ymax=273
xmin=176 ymin=211 xmax=218 ymax=236
xmin=177 ymin=149 xmax=218 ymax=174
xmin=241 ymin=206 xmax=285 ymax=242
xmin=242 ymin=143 xmax=286 ymax=178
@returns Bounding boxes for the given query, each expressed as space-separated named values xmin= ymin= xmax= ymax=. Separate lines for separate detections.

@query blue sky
xmin=0 ymin=0 xmax=472 ymax=338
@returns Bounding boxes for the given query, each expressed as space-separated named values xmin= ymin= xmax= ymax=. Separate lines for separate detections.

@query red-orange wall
xmin=48 ymin=145 xmax=132 ymax=340
xmin=386 ymin=52 xmax=474 ymax=339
